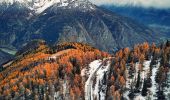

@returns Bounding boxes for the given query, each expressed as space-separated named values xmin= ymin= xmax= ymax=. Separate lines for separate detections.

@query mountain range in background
xmin=102 ymin=5 xmax=170 ymax=39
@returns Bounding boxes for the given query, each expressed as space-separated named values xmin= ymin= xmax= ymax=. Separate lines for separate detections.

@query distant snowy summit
xmin=0 ymin=0 xmax=95 ymax=14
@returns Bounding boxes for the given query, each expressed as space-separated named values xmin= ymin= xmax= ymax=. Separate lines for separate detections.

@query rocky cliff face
xmin=26 ymin=6 xmax=158 ymax=51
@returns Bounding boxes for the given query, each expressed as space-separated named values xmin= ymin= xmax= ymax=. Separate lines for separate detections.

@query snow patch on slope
xmin=32 ymin=0 xmax=60 ymax=14
xmin=84 ymin=59 xmax=111 ymax=100
xmin=164 ymin=71 xmax=170 ymax=99
xmin=0 ymin=0 xmax=61 ymax=13
xmin=134 ymin=60 xmax=151 ymax=100
xmin=148 ymin=61 xmax=160 ymax=99
xmin=85 ymin=60 xmax=102 ymax=100
xmin=94 ymin=60 xmax=110 ymax=100
xmin=124 ymin=60 xmax=152 ymax=100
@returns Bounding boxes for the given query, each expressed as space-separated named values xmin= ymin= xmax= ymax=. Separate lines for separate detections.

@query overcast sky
xmin=89 ymin=0 xmax=170 ymax=9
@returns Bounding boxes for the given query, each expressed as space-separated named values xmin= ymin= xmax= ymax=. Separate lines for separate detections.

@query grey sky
xmin=89 ymin=0 xmax=170 ymax=9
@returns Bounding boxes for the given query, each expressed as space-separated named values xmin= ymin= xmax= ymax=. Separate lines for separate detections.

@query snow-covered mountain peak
xmin=51 ymin=0 xmax=96 ymax=12
xmin=0 ymin=0 xmax=95 ymax=14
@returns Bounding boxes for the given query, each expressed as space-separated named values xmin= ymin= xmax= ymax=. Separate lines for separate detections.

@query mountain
xmin=0 ymin=0 xmax=93 ymax=14
xmin=102 ymin=5 xmax=170 ymax=39
xmin=102 ymin=6 xmax=170 ymax=26
xmin=0 ymin=41 xmax=169 ymax=99
xmin=0 ymin=0 xmax=159 ymax=53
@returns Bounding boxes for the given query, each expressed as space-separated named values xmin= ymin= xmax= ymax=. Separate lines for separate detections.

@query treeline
xmin=52 ymin=42 xmax=97 ymax=53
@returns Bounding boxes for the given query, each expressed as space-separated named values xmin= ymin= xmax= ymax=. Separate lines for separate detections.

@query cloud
xmin=89 ymin=0 xmax=170 ymax=9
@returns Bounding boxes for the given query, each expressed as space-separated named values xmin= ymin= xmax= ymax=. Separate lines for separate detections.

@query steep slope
xmin=0 ymin=2 xmax=31 ymax=49
xmin=0 ymin=0 xmax=159 ymax=53
xmin=23 ymin=4 xmax=158 ymax=52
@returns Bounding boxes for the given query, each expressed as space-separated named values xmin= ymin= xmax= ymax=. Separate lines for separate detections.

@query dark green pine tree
xmin=135 ymin=71 xmax=141 ymax=90
xmin=141 ymin=79 xmax=148 ymax=96
xmin=166 ymin=40 xmax=170 ymax=47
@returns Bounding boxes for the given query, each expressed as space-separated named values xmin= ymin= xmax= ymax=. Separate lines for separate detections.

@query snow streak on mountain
xmin=0 ymin=0 xmax=95 ymax=14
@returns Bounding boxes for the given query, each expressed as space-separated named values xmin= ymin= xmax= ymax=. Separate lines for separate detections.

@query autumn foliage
xmin=0 ymin=42 xmax=109 ymax=99
xmin=0 ymin=41 xmax=169 ymax=99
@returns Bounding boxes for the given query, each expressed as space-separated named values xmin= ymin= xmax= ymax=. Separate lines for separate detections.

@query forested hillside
xmin=0 ymin=42 xmax=109 ymax=99
xmin=0 ymin=41 xmax=169 ymax=100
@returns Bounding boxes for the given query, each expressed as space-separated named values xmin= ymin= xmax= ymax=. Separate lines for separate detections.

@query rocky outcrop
xmin=0 ymin=50 xmax=13 ymax=66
